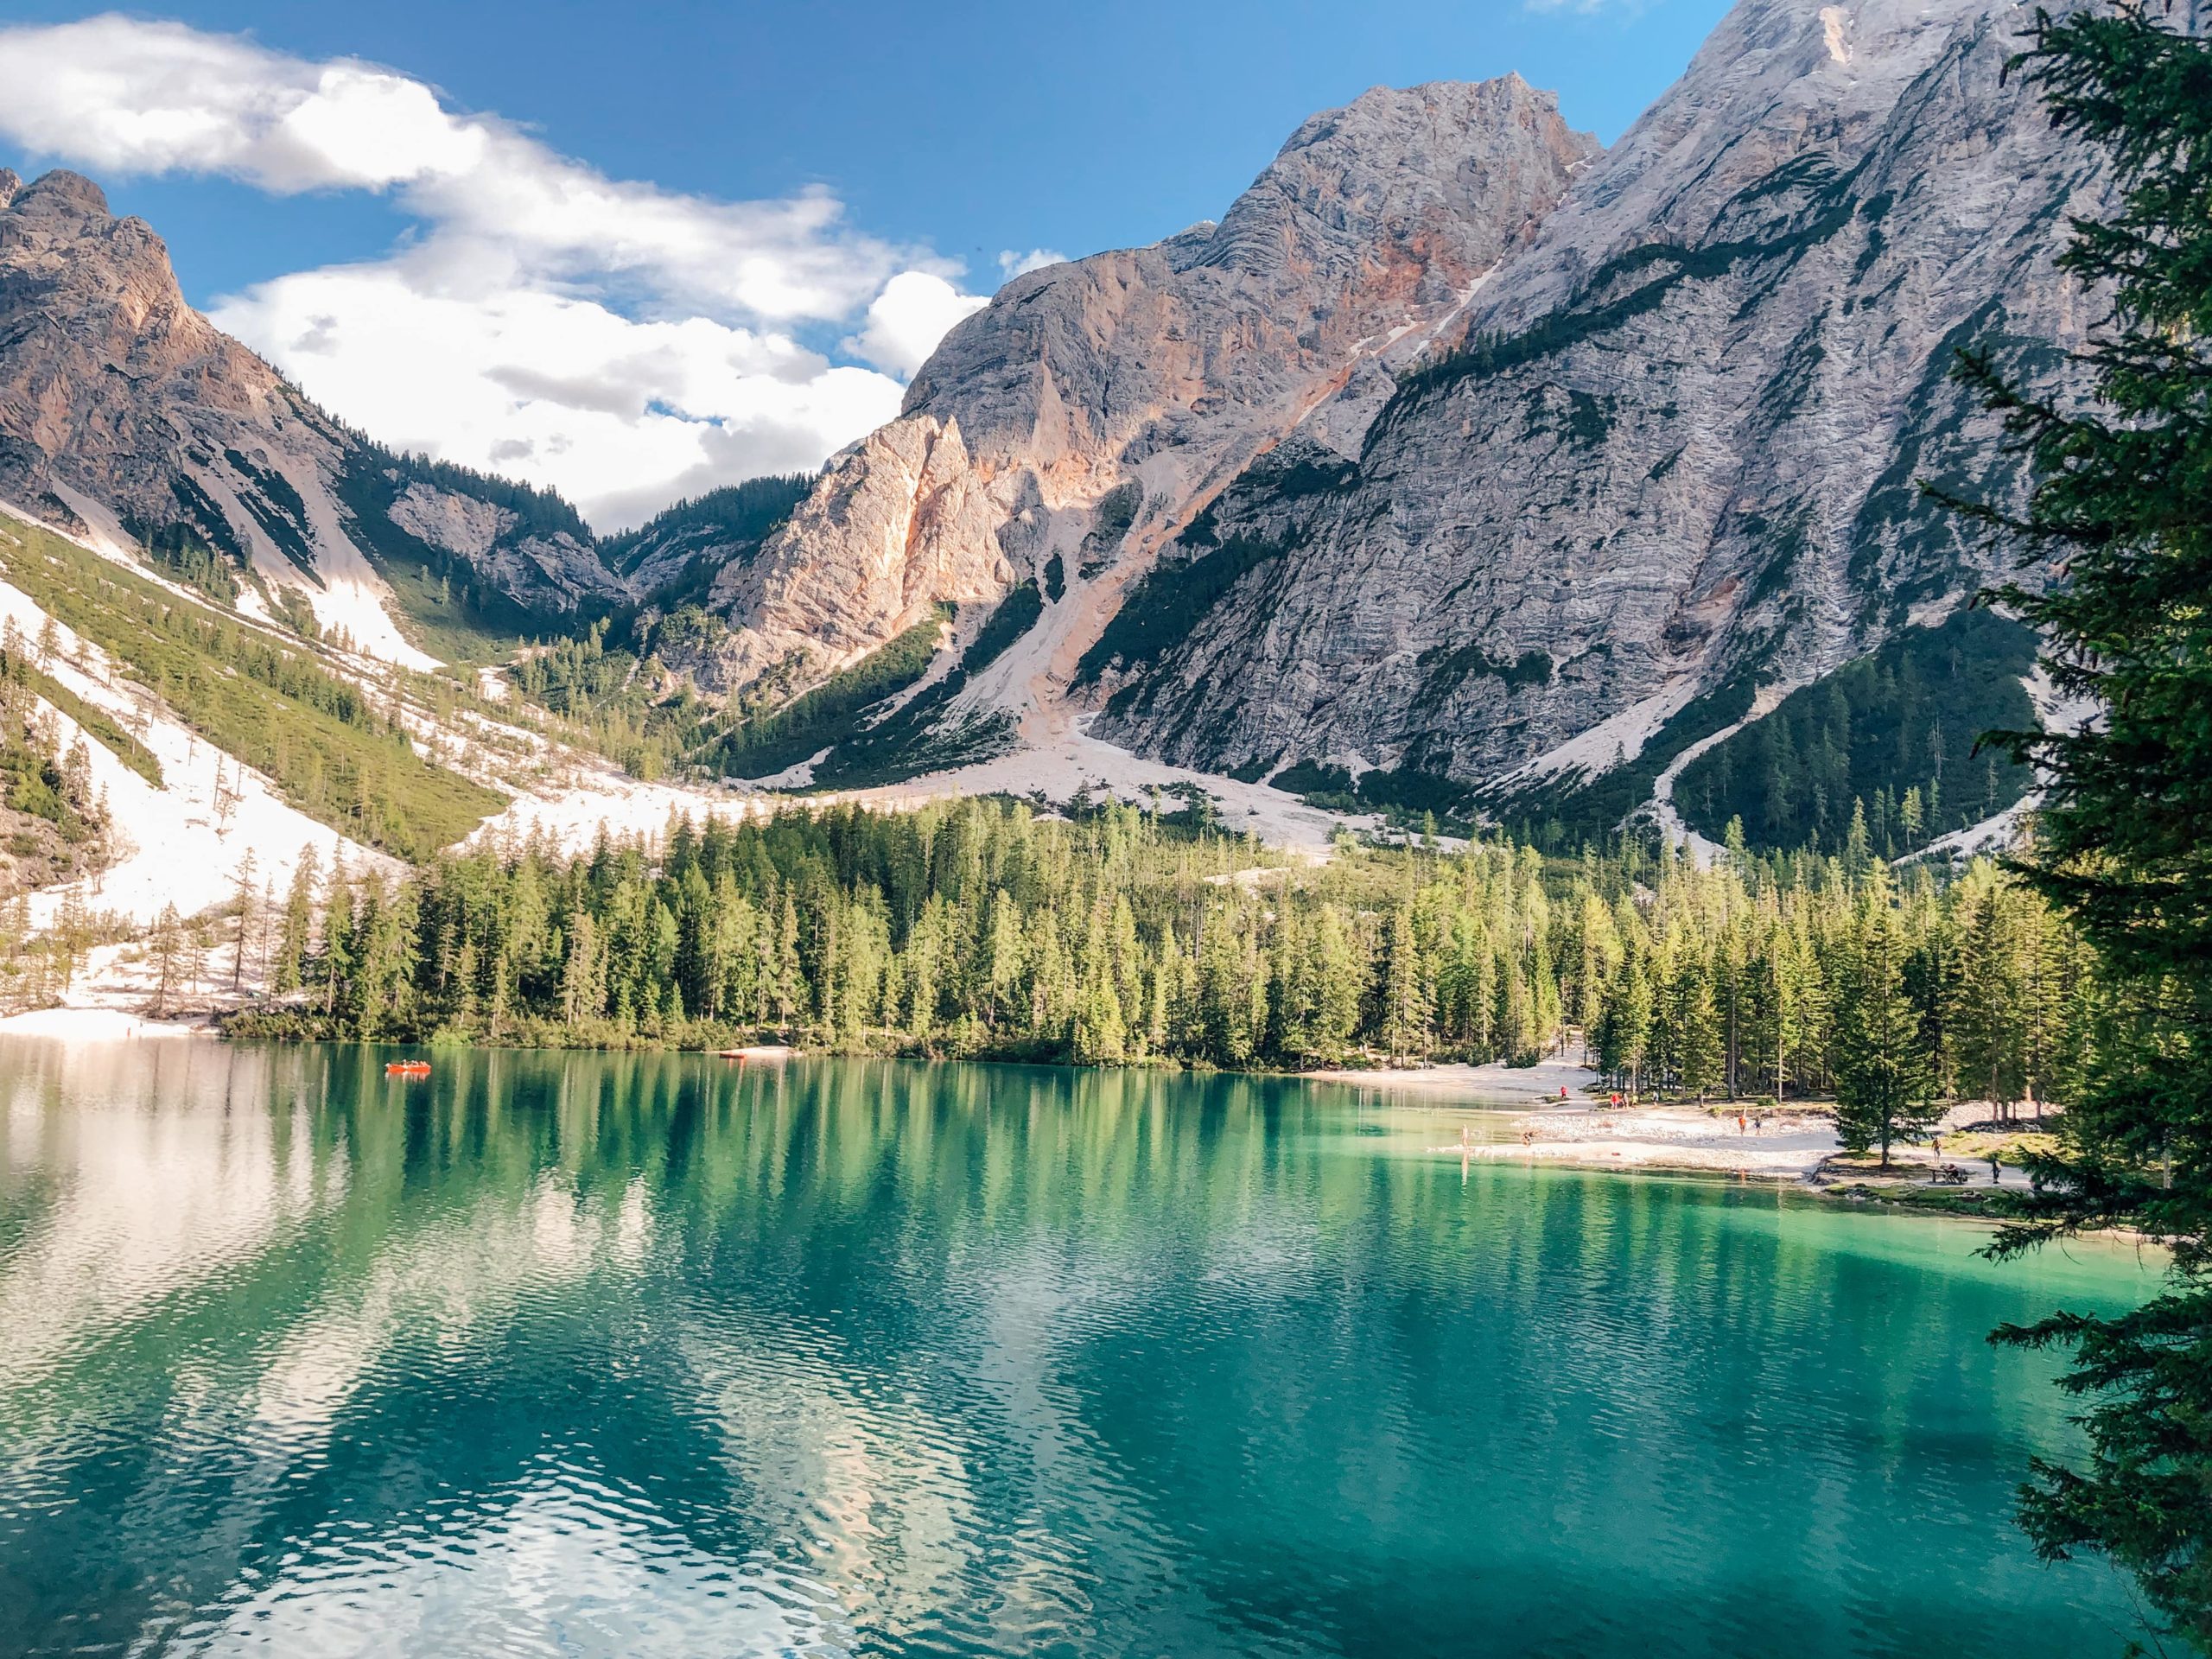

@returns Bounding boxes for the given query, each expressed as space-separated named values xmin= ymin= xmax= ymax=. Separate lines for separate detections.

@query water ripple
xmin=0 ymin=1045 xmax=2161 ymax=1658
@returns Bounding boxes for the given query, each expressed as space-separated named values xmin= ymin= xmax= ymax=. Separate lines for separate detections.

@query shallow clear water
xmin=0 ymin=1043 xmax=2158 ymax=1658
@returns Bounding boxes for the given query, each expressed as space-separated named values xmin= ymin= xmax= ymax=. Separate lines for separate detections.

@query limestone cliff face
xmin=0 ymin=168 xmax=290 ymax=530
xmin=1090 ymin=0 xmax=2101 ymax=788
xmin=692 ymin=415 xmax=1006 ymax=694
xmin=702 ymin=77 xmax=1599 ymax=688
xmin=0 ymin=170 xmax=626 ymax=654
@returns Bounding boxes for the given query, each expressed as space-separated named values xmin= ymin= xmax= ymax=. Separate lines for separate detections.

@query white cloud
xmin=0 ymin=14 xmax=996 ymax=528
xmin=997 ymin=247 xmax=1068 ymax=279
xmin=211 ymin=265 xmax=906 ymax=531
xmin=842 ymin=271 xmax=988 ymax=378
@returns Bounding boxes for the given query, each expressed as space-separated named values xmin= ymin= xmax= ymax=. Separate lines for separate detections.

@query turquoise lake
xmin=0 ymin=1043 xmax=2160 ymax=1656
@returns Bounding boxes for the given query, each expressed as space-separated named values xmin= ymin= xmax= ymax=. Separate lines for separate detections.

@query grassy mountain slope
xmin=0 ymin=511 xmax=504 ymax=861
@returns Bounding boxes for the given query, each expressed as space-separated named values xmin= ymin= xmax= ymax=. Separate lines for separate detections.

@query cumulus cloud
xmin=842 ymin=272 xmax=988 ymax=378
xmin=0 ymin=14 xmax=1000 ymax=527
xmin=997 ymin=247 xmax=1068 ymax=279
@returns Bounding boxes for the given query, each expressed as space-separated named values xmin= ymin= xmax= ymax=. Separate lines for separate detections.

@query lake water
xmin=0 ymin=1043 xmax=2158 ymax=1658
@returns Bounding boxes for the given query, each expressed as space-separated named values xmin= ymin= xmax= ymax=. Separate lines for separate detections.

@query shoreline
xmin=0 ymin=1017 xmax=2055 ymax=1206
xmin=0 ymin=1007 xmax=216 ymax=1040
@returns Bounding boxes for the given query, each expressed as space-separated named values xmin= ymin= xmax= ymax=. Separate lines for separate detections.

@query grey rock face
xmin=702 ymin=78 xmax=1598 ymax=690
xmin=0 ymin=169 xmax=626 ymax=645
xmin=0 ymin=169 xmax=283 ymax=531
xmin=1093 ymin=0 xmax=2099 ymax=787
xmin=378 ymin=478 xmax=620 ymax=617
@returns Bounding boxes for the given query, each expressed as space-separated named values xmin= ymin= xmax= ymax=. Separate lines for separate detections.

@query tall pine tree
xmin=1948 ymin=8 xmax=2212 ymax=1644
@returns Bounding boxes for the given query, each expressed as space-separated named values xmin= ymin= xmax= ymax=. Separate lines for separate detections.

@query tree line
xmin=226 ymin=797 xmax=2094 ymax=1157
xmin=1673 ymin=607 xmax=2040 ymax=857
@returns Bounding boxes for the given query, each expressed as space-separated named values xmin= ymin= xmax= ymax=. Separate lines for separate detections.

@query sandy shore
xmin=1304 ymin=1056 xmax=1599 ymax=1105
xmin=1309 ymin=1059 xmax=2052 ymax=1189
xmin=0 ymin=1007 xmax=213 ymax=1039
xmin=1460 ymin=1105 xmax=1840 ymax=1179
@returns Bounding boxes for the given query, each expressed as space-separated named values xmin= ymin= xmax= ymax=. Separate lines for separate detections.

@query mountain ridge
xmin=0 ymin=0 xmax=2105 ymax=859
xmin=0 ymin=168 xmax=629 ymax=664
xmin=686 ymin=75 xmax=1599 ymax=704
xmin=1083 ymin=0 xmax=2097 ymax=814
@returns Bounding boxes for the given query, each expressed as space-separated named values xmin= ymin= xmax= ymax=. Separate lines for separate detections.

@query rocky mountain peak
xmin=1197 ymin=76 xmax=1580 ymax=288
xmin=1090 ymin=0 xmax=2105 ymax=813
xmin=0 ymin=159 xmax=628 ymax=660
xmin=710 ymin=77 xmax=1597 ymax=714
xmin=11 ymin=168 xmax=111 ymax=223
xmin=1482 ymin=0 xmax=2002 ymax=330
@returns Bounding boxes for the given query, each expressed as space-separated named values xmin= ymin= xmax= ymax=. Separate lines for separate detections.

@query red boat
xmin=385 ymin=1061 xmax=432 ymax=1077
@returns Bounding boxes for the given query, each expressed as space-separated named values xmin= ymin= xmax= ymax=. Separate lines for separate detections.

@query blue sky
xmin=0 ymin=1 xmax=1734 ymax=525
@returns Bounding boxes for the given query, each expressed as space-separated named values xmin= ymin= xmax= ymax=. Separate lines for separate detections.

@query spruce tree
xmin=1676 ymin=956 xmax=1724 ymax=1103
xmin=1832 ymin=885 xmax=1941 ymax=1166
xmin=1947 ymin=9 xmax=2212 ymax=1643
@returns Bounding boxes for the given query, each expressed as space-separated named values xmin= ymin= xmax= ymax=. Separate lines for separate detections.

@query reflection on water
xmin=0 ymin=1043 xmax=2157 ymax=1657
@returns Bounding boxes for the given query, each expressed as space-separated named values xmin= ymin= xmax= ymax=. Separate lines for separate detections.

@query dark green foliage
xmin=602 ymin=474 xmax=811 ymax=572
xmin=957 ymin=581 xmax=1042 ymax=677
xmin=713 ymin=613 xmax=948 ymax=779
xmin=244 ymin=791 xmax=2100 ymax=1131
xmin=1675 ymin=609 xmax=2038 ymax=855
xmin=1376 ymin=181 xmax=1862 ymax=448
xmin=124 ymin=518 xmax=240 ymax=606
xmin=511 ymin=620 xmax=703 ymax=781
xmin=0 ymin=649 xmax=109 ymax=849
xmin=1268 ymin=760 xmax=1478 ymax=824
xmin=1074 ymin=531 xmax=1288 ymax=687
xmin=1489 ymin=672 xmax=1761 ymax=852
xmin=354 ymin=441 xmax=592 ymax=543
xmin=331 ymin=454 xmax=545 ymax=654
xmin=803 ymin=587 xmax=1039 ymax=788
xmin=1079 ymin=482 xmax=1142 ymax=575
xmin=1417 ymin=643 xmax=1554 ymax=706
xmin=1270 ymin=760 xmax=1355 ymax=800
xmin=223 ymin=449 xmax=320 ymax=581
xmin=1941 ymin=12 xmax=2212 ymax=1648
xmin=1356 ymin=767 xmax=1477 ymax=821
xmin=1523 ymin=387 xmax=1615 ymax=448
xmin=639 ymin=604 xmax=724 ymax=659
xmin=1831 ymin=874 xmax=1943 ymax=1162
xmin=5 ymin=652 xmax=161 ymax=787
xmin=1249 ymin=453 xmax=1358 ymax=499
xmin=1044 ymin=553 xmax=1065 ymax=603
xmin=1741 ymin=511 xmax=1812 ymax=610
xmin=809 ymin=709 xmax=1017 ymax=790
xmin=166 ymin=476 xmax=251 ymax=572
xmin=267 ymin=586 xmax=321 ymax=642
xmin=601 ymin=474 xmax=813 ymax=610
xmin=1847 ymin=299 xmax=2068 ymax=619
xmin=514 ymin=621 xmax=639 ymax=720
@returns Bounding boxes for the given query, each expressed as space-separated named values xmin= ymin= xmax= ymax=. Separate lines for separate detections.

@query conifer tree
xmin=1675 ymin=954 xmax=1724 ymax=1103
xmin=272 ymin=849 xmax=316 ymax=996
xmin=1946 ymin=10 xmax=2212 ymax=1640
xmin=1832 ymin=883 xmax=1940 ymax=1166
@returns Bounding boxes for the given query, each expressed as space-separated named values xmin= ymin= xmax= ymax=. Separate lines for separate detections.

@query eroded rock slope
xmin=1090 ymin=0 xmax=2099 ymax=797
xmin=700 ymin=78 xmax=1599 ymax=692
xmin=0 ymin=169 xmax=627 ymax=660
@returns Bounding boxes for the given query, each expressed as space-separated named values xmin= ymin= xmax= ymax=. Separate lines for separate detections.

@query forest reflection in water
xmin=0 ymin=1041 xmax=2155 ymax=1658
